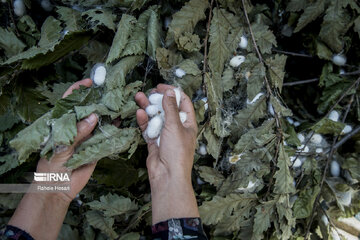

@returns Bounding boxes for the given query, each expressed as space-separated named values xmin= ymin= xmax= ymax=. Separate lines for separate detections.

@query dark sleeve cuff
xmin=152 ymin=218 xmax=208 ymax=239
xmin=1 ymin=225 xmax=34 ymax=240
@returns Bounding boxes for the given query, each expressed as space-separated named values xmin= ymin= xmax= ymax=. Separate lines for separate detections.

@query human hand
xmin=36 ymin=78 xmax=98 ymax=203
xmin=135 ymin=84 xmax=199 ymax=223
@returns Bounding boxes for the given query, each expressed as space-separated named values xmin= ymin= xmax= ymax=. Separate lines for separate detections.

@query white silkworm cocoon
xmin=197 ymin=177 xmax=205 ymax=185
xmin=201 ymin=97 xmax=208 ymax=111
xmin=284 ymin=141 xmax=288 ymax=146
xmin=179 ymin=111 xmax=187 ymax=123
xmin=310 ymin=134 xmax=323 ymax=145
xmin=339 ymin=69 xmax=346 ymax=75
xmin=164 ymin=17 xmax=171 ymax=29
xmin=293 ymin=158 xmax=302 ymax=168
xmin=321 ymin=215 xmax=329 ymax=226
xmin=297 ymin=144 xmax=309 ymax=153
xmin=156 ymin=136 xmax=160 ymax=147
xmin=229 ymin=153 xmax=244 ymax=164
xmin=239 ymin=36 xmax=248 ymax=49
xmin=330 ymin=229 xmax=340 ymax=240
xmin=338 ymin=191 xmax=352 ymax=206
xmin=90 ymin=63 xmax=106 ymax=86
xmin=145 ymin=105 xmax=161 ymax=117
xmin=289 ymin=195 xmax=298 ymax=205
xmin=330 ymin=160 xmax=340 ymax=177
xmin=332 ymin=54 xmax=347 ymax=66
xmin=289 ymin=156 xmax=296 ymax=162
xmin=237 ymin=180 xmax=256 ymax=192
xmin=146 ymin=115 xmax=163 ymax=139
xmin=316 ymin=148 xmax=323 ymax=153
xmin=341 ymin=125 xmax=352 ymax=135
xmin=13 ymin=0 xmax=25 ymax=16
xmin=297 ymin=133 xmax=305 ymax=143
xmin=149 ymin=93 xmax=163 ymax=106
xmin=175 ymin=68 xmax=186 ymax=78
xmin=198 ymin=144 xmax=207 ymax=155
xmin=268 ymin=102 xmax=275 ymax=116
xmin=286 ymin=117 xmax=294 ymax=124
xmin=328 ymin=110 xmax=340 ymax=122
xmin=245 ymin=71 xmax=251 ymax=81
xmin=293 ymin=121 xmax=300 ymax=127
xmin=41 ymin=0 xmax=53 ymax=12
xmin=174 ymin=88 xmax=181 ymax=107
xmin=247 ymin=92 xmax=264 ymax=104
xmin=230 ymin=55 xmax=245 ymax=68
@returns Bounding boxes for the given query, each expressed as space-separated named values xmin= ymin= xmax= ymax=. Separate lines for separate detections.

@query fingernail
xmin=166 ymin=89 xmax=175 ymax=97
xmin=85 ymin=114 xmax=97 ymax=124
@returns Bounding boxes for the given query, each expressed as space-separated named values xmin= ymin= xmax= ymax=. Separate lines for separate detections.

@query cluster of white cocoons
xmin=90 ymin=63 xmax=107 ymax=86
xmin=238 ymin=36 xmax=248 ymax=49
xmin=230 ymin=55 xmax=245 ymax=68
xmin=175 ymin=68 xmax=186 ymax=78
xmin=145 ymin=88 xmax=187 ymax=147
xmin=13 ymin=0 xmax=25 ymax=16
xmin=332 ymin=54 xmax=347 ymax=66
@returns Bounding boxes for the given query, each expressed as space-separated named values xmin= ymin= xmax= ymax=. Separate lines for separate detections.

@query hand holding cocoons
xmin=144 ymin=88 xmax=186 ymax=146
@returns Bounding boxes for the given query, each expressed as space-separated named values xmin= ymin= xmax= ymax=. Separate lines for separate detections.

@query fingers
xmin=135 ymin=92 xmax=150 ymax=109
xmin=179 ymin=92 xmax=197 ymax=131
xmin=156 ymin=84 xmax=176 ymax=93
xmin=72 ymin=114 xmax=98 ymax=147
xmin=163 ymin=89 xmax=181 ymax=127
xmin=136 ymin=109 xmax=148 ymax=132
xmin=62 ymin=78 xmax=93 ymax=98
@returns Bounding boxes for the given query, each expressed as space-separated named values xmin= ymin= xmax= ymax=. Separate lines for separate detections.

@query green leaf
xmin=286 ymin=0 xmax=307 ymax=12
xmin=265 ymin=54 xmax=287 ymax=92
xmin=319 ymin=0 xmax=350 ymax=53
xmin=38 ymin=82 xmax=73 ymax=105
xmin=234 ymin=119 xmax=276 ymax=153
xmin=293 ymin=186 xmax=321 ymax=218
xmin=270 ymin=96 xmax=293 ymax=117
xmin=87 ymin=193 xmax=138 ymax=217
xmin=318 ymin=81 xmax=353 ymax=113
xmin=52 ymin=113 xmax=77 ymax=145
xmin=222 ymin=66 xmax=236 ymax=92
xmin=119 ymin=232 xmax=141 ymax=240
xmin=275 ymin=195 xmax=296 ymax=240
xmin=57 ymin=6 xmax=84 ymax=32
xmin=204 ymin=126 xmax=221 ymax=160
xmin=85 ymin=210 xmax=118 ymax=239
xmin=246 ymin=60 xmax=265 ymax=100
xmin=38 ymin=16 xmax=62 ymax=48
xmin=52 ymin=86 xmax=101 ymax=118
xmin=294 ymin=0 xmax=326 ymax=32
xmin=252 ymin=201 xmax=275 ymax=240
xmin=319 ymin=63 xmax=343 ymax=88
xmin=311 ymin=118 xmax=345 ymax=135
xmin=65 ymin=127 xmax=140 ymax=169
xmin=0 ymin=27 xmax=26 ymax=58
xmin=0 ymin=153 xmax=20 ymax=175
xmin=176 ymin=59 xmax=202 ymax=97
xmin=106 ymin=14 xmax=137 ymax=64
xmin=74 ymin=104 xmax=115 ymax=120
xmin=93 ymin=158 xmax=139 ymax=188
xmin=208 ymin=8 xmax=231 ymax=76
xmin=147 ymin=8 xmax=161 ymax=59
xmin=252 ymin=23 xmax=277 ymax=54
xmin=176 ymin=32 xmax=202 ymax=53
xmin=82 ymin=9 xmax=116 ymax=31
xmin=0 ymin=193 xmax=23 ymax=209
xmin=274 ymin=144 xmax=296 ymax=194
xmin=199 ymin=193 xmax=257 ymax=225
xmin=17 ymin=15 xmax=40 ymax=47
xmin=166 ymin=0 xmax=209 ymax=44
xmin=0 ymin=110 xmax=20 ymax=132
xmin=58 ymin=224 xmax=80 ymax=240
xmin=198 ymin=166 xmax=225 ymax=188
xmin=10 ymin=113 xmax=51 ymax=162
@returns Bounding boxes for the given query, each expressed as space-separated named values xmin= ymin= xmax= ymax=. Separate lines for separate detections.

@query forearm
xmin=8 ymin=189 xmax=70 ymax=240
xmin=150 ymin=176 xmax=199 ymax=224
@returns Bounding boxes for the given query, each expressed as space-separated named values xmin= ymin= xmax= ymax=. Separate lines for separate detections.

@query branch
xmin=333 ymin=126 xmax=360 ymax=150
xmin=283 ymin=78 xmax=319 ymax=86
xmin=272 ymin=49 xmax=313 ymax=58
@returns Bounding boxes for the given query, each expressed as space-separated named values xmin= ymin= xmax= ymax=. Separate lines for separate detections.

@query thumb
xmin=163 ymin=89 xmax=181 ymax=127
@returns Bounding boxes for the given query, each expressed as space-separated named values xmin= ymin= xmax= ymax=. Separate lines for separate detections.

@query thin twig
xmin=7 ymin=1 xmax=20 ymax=37
xmin=333 ymin=126 xmax=360 ymax=150
xmin=272 ymin=49 xmax=313 ymax=58
xmin=202 ymin=0 xmax=215 ymax=78
xmin=341 ymin=69 xmax=360 ymax=76
xmin=283 ymin=78 xmax=319 ymax=86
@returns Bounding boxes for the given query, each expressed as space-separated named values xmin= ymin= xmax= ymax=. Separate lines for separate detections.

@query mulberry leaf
xmin=252 ymin=201 xmax=275 ymax=240
xmin=85 ymin=210 xmax=118 ymax=239
xmin=252 ymin=23 xmax=277 ymax=55
xmin=52 ymin=113 xmax=77 ymax=145
xmin=294 ymin=0 xmax=326 ymax=33
xmin=274 ymin=144 xmax=296 ymax=194
xmin=0 ymin=27 xmax=26 ymax=58
xmin=82 ymin=9 xmax=116 ymax=31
